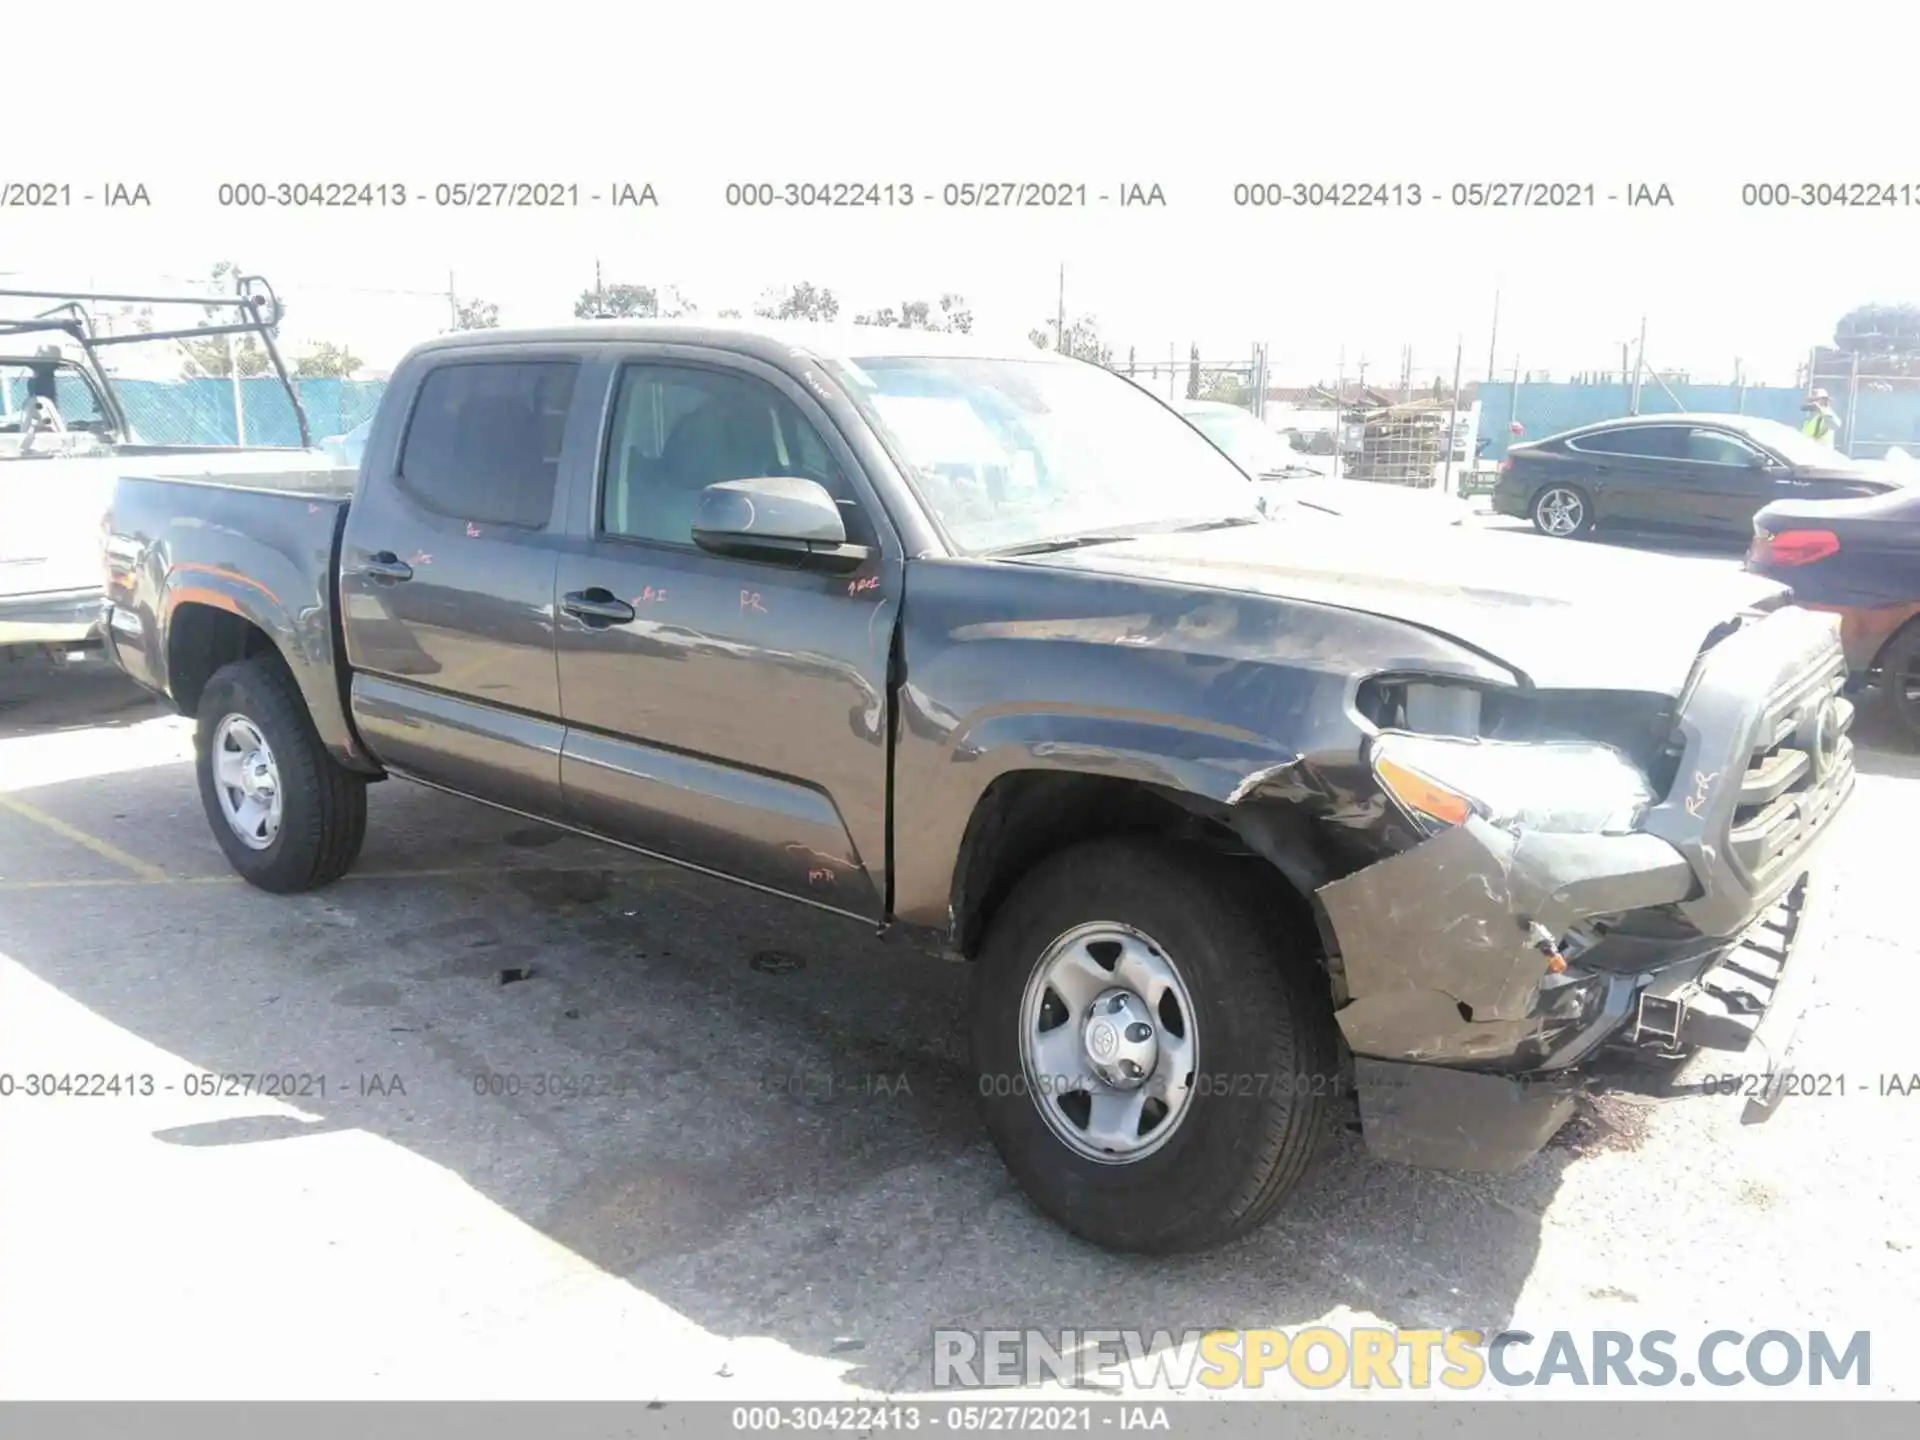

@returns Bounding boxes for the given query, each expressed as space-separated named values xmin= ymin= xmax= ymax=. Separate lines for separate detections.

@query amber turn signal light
xmin=1375 ymin=755 xmax=1474 ymax=828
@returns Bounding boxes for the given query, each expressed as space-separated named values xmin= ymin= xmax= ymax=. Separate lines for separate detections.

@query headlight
xmin=1371 ymin=731 xmax=1655 ymax=837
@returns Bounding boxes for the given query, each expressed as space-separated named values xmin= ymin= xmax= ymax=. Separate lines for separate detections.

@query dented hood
xmin=1014 ymin=514 xmax=1790 ymax=695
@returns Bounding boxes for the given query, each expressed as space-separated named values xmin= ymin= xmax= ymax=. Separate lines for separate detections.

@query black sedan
xmin=1747 ymin=484 xmax=1920 ymax=741
xmin=1491 ymin=412 xmax=1903 ymax=542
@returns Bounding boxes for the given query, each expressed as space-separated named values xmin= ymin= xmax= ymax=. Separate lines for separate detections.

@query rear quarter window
xmin=397 ymin=360 xmax=579 ymax=529
xmin=1566 ymin=425 xmax=1686 ymax=459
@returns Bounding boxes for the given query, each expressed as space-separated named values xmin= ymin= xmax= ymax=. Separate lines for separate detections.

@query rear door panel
xmin=339 ymin=351 xmax=595 ymax=817
xmin=1564 ymin=424 xmax=1689 ymax=530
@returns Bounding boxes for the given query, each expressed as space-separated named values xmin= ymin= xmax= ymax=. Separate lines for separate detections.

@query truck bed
xmin=104 ymin=468 xmax=361 ymax=766
xmin=117 ymin=459 xmax=359 ymax=501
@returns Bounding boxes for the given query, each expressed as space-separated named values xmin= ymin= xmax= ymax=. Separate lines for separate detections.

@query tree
xmin=575 ymin=281 xmax=657 ymax=319
xmin=573 ymin=278 xmax=698 ymax=321
xmin=294 ymin=341 xmax=364 ymax=379
xmin=451 ymin=296 xmax=499 ymax=330
xmin=100 ymin=304 xmax=155 ymax=337
xmin=1199 ymin=373 xmax=1248 ymax=407
xmin=1030 ymin=313 xmax=1113 ymax=367
xmin=1834 ymin=302 xmax=1920 ymax=356
xmin=1831 ymin=302 xmax=1920 ymax=377
xmin=934 ymin=292 xmax=972 ymax=333
xmin=853 ymin=292 xmax=973 ymax=332
xmin=755 ymin=281 xmax=840 ymax=323
xmin=179 ymin=261 xmax=274 ymax=379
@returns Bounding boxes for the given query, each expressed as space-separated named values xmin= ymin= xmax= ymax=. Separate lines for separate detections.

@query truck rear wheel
xmin=970 ymin=837 xmax=1338 ymax=1253
xmin=194 ymin=656 xmax=367 ymax=892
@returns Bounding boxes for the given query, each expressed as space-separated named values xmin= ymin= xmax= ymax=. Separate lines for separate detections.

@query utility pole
xmin=596 ymin=258 xmax=605 ymax=318
xmin=1055 ymin=263 xmax=1065 ymax=355
xmin=447 ymin=271 xmax=458 ymax=331
xmin=1629 ymin=314 xmax=1647 ymax=414
xmin=224 ymin=331 xmax=246 ymax=445
xmin=1485 ymin=288 xmax=1500 ymax=381
xmin=1334 ymin=350 xmax=1346 ymax=481
xmin=1443 ymin=337 xmax=1463 ymax=496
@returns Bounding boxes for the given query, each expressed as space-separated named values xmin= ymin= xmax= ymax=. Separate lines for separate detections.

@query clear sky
xmin=10 ymin=1 xmax=1918 ymax=386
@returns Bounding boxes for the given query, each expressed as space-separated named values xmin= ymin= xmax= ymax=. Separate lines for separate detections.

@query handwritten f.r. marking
xmin=1683 ymin=769 xmax=1720 ymax=818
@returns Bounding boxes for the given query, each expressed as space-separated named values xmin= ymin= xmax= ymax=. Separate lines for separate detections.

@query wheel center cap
xmin=242 ymin=751 xmax=274 ymax=798
xmin=1082 ymin=988 xmax=1158 ymax=1090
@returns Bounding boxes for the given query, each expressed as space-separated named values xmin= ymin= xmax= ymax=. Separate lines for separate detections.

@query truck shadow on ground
xmin=0 ymin=674 xmax=1590 ymax=1392
xmin=0 ymin=654 xmax=163 ymax=738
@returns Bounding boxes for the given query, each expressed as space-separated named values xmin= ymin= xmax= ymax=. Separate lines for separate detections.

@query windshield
xmin=829 ymin=355 xmax=1262 ymax=552
xmin=1741 ymin=415 xmax=1852 ymax=467
xmin=1181 ymin=407 xmax=1304 ymax=476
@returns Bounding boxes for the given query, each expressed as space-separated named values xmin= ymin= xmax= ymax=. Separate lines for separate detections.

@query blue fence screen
xmin=2 ymin=376 xmax=390 ymax=447
xmin=1476 ymin=381 xmax=1920 ymax=462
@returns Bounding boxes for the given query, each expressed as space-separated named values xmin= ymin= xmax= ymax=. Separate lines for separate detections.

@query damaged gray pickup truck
xmin=101 ymin=321 xmax=1855 ymax=1253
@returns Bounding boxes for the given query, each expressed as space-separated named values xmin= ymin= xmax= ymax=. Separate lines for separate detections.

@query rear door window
xmin=1567 ymin=424 xmax=1687 ymax=459
xmin=398 ymin=360 xmax=579 ymax=529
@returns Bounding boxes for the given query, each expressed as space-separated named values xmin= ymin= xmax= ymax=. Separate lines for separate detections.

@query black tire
xmin=194 ymin=655 xmax=367 ymax=892
xmin=1530 ymin=482 xmax=1595 ymax=538
xmin=1876 ymin=621 xmax=1920 ymax=745
xmin=971 ymin=837 xmax=1338 ymax=1254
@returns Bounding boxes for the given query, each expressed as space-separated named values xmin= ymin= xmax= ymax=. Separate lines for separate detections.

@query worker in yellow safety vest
xmin=1800 ymin=387 xmax=1842 ymax=447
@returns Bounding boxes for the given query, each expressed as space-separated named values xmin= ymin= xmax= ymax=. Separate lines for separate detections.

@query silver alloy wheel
xmin=1017 ymin=921 xmax=1199 ymax=1164
xmin=1535 ymin=486 xmax=1585 ymax=536
xmin=211 ymin=713 xmax=283 ymax=851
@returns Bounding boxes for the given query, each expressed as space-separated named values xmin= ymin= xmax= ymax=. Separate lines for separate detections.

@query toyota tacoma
xmin=101 ymin=321 xmax=1854 ymax=1252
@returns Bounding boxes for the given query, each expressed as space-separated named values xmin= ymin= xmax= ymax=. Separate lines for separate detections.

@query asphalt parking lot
xmin=3 ymin=625 xmax=1918 ymax=1401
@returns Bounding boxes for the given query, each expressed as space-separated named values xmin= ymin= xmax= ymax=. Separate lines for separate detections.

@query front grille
xmin=1727 ymin=650 xmax=1853 ymax=889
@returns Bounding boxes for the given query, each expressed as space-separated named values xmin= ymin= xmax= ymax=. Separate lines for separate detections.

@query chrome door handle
xmin=562 ymin=588 xmax=636 ymax=626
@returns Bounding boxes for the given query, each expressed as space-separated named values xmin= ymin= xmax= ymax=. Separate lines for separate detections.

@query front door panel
xmin=552 ymin=355 xmax=898 ymax=916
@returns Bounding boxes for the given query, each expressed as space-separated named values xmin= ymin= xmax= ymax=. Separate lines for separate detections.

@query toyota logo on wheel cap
xmin=1087 ymin=1020 xmax=1119 ymax=1061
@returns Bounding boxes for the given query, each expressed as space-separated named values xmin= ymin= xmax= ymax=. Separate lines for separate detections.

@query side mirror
xmin=691 ymin=476 xmax=870 ymax=572
xmin=1746 ymin=451 xmax=1772 ymax=469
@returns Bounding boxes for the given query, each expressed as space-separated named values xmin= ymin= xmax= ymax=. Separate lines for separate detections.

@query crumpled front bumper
xmin=1320 ymin=817 xmax=1837 ymax=1171
xmin=1318 ymin=604 xmax=1855 ymax=1173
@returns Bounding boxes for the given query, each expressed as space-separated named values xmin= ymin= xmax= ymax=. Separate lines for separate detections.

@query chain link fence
xmin=1117 ymin=342 xmax=1485 ymax=495
xmin=2 ymin=370 xmax=386 ymax=448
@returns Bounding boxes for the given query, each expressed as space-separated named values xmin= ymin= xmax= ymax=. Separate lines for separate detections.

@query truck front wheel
xmin=971 ymin=837 xmax=1338 ymax=1253
xmin=194 ymin=656 xmax=367 ymax=892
